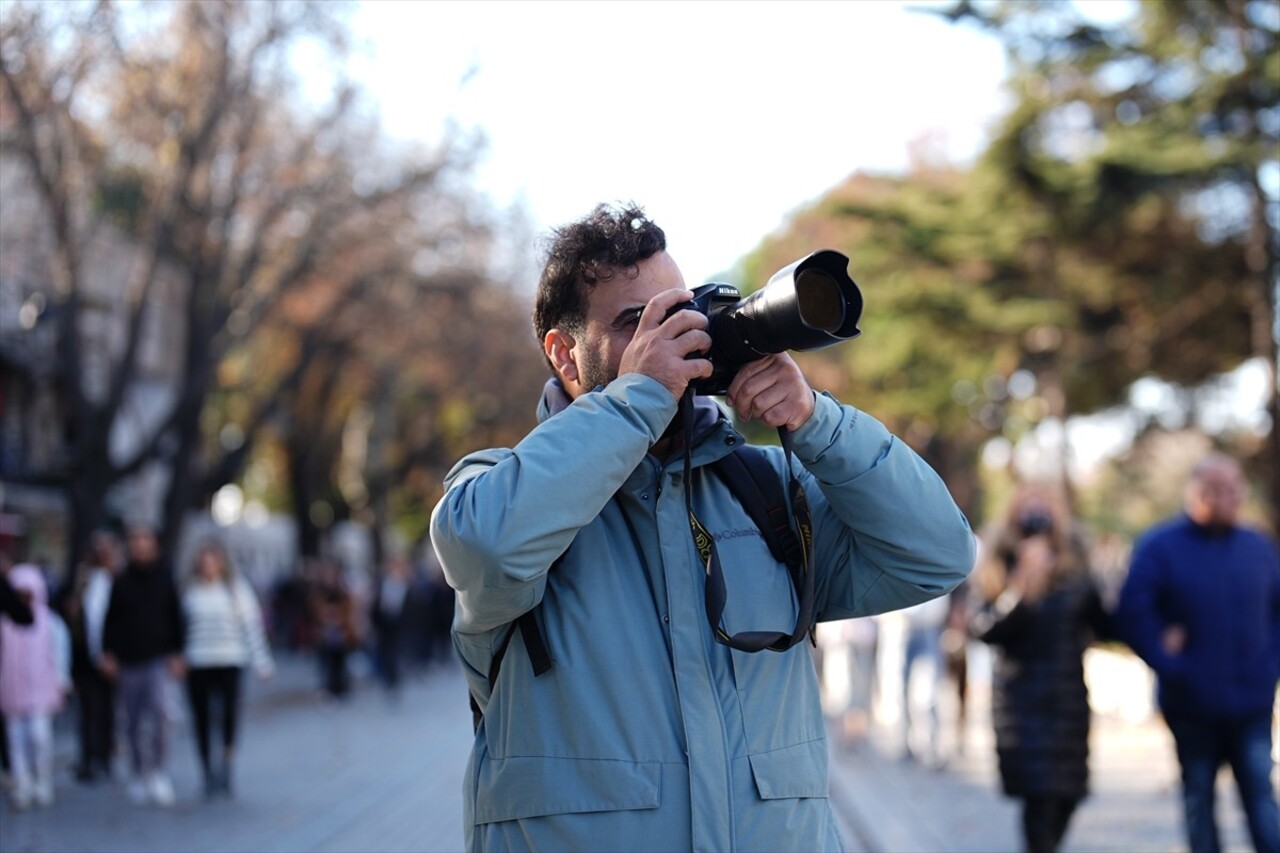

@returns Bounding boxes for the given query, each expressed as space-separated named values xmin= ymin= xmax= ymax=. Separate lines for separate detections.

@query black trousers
xmin=318 ymin=646 xmax=350 ymax=698
xmin=1022 ymin=795 xmax=1080 ymax=853
xmin=185 ymin=666 xmax=243 ymax=774
xmin=374 ymin=622 xmax=403 ymax=689
xmin=73 ymin=666 xmax=117 ymax=774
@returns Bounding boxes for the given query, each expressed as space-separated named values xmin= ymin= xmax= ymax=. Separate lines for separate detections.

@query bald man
xmin=1118 ymin=454 xmax=1280 ymax=853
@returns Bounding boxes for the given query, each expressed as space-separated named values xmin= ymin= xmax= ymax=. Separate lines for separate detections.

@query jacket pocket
xmin=747 ymin=739 xmax=829 ymax=800
xmin=474 ymin=754 xmax=661 ymax=825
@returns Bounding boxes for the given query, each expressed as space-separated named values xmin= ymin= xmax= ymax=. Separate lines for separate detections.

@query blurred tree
xmin=743 ymin=123 xmax=1257 ymax=524
xmin=739 ymin=165 xmax=1004 ymax=518
xmin=0 ymin=0 xmax=523 ymax=569
xmin=222 ymin=261 xmax=545 ymax=565
xmin=929 ymin=0 xmax=1279 ymax=527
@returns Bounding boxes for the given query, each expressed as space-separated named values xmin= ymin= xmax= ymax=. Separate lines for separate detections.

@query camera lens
xmin=685 ymin=250 xmax=863 ymax=396
xmin=794 ymin=269 xmax=845 ymax=334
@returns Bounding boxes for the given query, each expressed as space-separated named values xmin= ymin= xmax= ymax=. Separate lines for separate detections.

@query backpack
xmin=468 ymin=442 xmax=813 ymax=732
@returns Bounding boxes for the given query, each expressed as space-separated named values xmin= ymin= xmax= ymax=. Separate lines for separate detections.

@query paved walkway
xmin=1 ymin=650 xmax=1271 ymax=852
xmin=1 ymin=655 xmax=473 ymax=853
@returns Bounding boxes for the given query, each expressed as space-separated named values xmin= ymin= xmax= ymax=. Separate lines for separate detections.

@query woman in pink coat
xmin=0 ymin=564 xmax=71 ymax=810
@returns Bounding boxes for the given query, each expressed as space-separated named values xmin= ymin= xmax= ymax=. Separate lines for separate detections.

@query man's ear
xmin=544 ymin=328 xmax=578 ymax=385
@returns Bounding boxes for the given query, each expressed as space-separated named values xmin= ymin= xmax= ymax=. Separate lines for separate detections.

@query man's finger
xmin=638 ymin=289 xmax=695 ymax=331
xmin=675 ymin=329 xmax=713 ymax=357
xmin=683 ymin=357 xmax=714 ymax=381
xmin=727 ymin=355 xmax=780 ymax=400
xmin=659 ymin=307 xmax=710 ymax=339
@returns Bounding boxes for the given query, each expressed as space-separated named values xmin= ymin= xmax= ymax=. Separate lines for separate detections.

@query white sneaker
xmin=11 ymin=775 xmax=33 ymax=811
xmin=147 ymin=772 xmax=175 ymax=807
xmin=127 ymin=776 xmax=149 ymax=805
xmin=33 ymin=779 xmax=54 ymax=807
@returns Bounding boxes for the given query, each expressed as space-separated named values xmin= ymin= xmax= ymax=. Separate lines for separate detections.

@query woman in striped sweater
xmin=181 ymin=541 xmax=274 ymax=799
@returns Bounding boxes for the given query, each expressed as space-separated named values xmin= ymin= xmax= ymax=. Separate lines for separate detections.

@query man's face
xmin=1188 ymin=460 xmax=1245 ymax=527
xmin=552 ymin=251 xmax=686 ymax=398
xmin=127 ymin=528 xmax=159 ymax=566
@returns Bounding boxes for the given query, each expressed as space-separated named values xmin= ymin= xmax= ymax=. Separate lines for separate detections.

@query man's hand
xmin=168 ymin=654 xmax=187 ymax=680
xmin=99 ymin=653 xmax=118 ymax=680
xmin=617 ymin=289 xmax=713 ymax=400
xmin=1161 ymin=624 xmax=1187 ymax=656
xmin=725 ymin=353 xmax=815 ymax=431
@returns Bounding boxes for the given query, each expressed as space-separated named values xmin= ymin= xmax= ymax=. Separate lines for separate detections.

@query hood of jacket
xmin=7 ymin=564 xmax=47 ymax=608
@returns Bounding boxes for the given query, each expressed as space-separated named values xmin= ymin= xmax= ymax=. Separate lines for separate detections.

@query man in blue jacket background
xmin=1118 ymin=453 xmax=1280 ymax=853
xmin=431 ymin=203 xmax=975 ymax=852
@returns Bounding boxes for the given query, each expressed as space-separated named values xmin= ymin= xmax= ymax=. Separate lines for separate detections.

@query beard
xmin=575 ymin=345 xmax=617 ymax=393
xmin=574 ymin=345 xmax=680 ymax=440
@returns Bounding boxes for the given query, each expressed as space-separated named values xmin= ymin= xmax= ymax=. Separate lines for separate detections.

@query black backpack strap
xmin=469 ymin=555 xmax=560 ymax=732
xmin=685 ymin=397 xmax=815 ymax=652
xmin=518 ymin=608 xmax=552 ymax=676
xmin=470 ymin=617 xmax=521 ymax=731
xmin=709 ymin=445 xmax=804 ymax=572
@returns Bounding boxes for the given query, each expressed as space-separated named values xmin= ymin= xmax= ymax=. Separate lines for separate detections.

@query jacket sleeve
xmin=1266 ymin=539 xmax=1280 ymax=683
xmin=50 ymin=613 xmax=72 ymax=690
xmin=1115 ymin=534 xmax=1183 ymax=679
xmin=102 ymin=584 xmax=121 ymax=658
xmin=167 ymin=578 xmax=186 ymax=657
xmin=969 ymin=590 xmax=1036 ymax=647
xmin=792 ymin=392 xmax=975 ymax=621
xmin=430 ymin=374 xmax=677 ymax=636
xmin=236 ymin=580 xmax=276 ymax=677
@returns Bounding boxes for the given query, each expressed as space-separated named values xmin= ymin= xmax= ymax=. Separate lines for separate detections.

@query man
xmin=62 ymin=529 xmax=122 ymax=783
xmin=370 ymin=553 xmax=412 ymax=694
xmin=430 ymin=203 xmax=975 ymax=852
xmin=101 ymin=524 xmax=185 ymax=807
xmin=1117 ymin=453 xmax=1280 ymax=853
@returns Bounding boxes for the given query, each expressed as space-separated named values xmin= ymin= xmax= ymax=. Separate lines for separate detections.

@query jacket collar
xmin=535 ymin=378 xmax=742 ymax=468
xmin=536 ymin=378 xmax=574 ymax=421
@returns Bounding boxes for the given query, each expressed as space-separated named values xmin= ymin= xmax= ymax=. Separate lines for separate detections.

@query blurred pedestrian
xmin=270 ymin=572 xmax=309 ymax=652
xmin=0 ymin=564 xmax=71 ymax=810
xmin=941 ymin=579 xmax=973 ymax=757
xmin=312 ymin=563 xmax=356 ymax=699
xmin=816 ymin=617 xmax=879 ymax=749
xmin=898 ymin=595 xmax=949 ymax=766
xmin=0 ymin=552 xmax=33 ymax=625
xmin=369 ymin=554 xmax=410 ymax=694
xmin=59 ymin=529 xmax=121 ymax=783
xmin=421 ymin=547 xmax=455 ymax=668
xmin=971 ymin=483 xmax=1112 ymax=853
xmin=181 ymin=540 xmax=274 ymax=799
xmin=101 ymin=524 xmax=185 ymax=807
xmin=1117 ymin=453 xmax=1280 ymax=853
xmin=0 ymin=549 xmax=28 ymax=792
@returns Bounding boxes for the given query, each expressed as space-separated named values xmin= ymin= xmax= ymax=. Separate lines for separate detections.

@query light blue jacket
xmin=430 ymin=374 xmax=974 ymax=852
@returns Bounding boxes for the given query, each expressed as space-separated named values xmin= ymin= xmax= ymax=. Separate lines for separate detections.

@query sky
xmin=346 ymin=0 xmax=1018 ymax=288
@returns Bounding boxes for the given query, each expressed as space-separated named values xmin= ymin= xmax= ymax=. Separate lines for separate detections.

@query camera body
xmin=669 ymin=250 xmax=864 ymax=396
xmin=1016 ymin=510 xmax=1053 ymax=538
xmin=672 ymin=283 xmax=747 ymax=395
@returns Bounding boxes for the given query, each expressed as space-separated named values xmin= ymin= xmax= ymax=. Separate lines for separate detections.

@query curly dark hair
xmin=532 ymin=203 xmax=667 ymax=350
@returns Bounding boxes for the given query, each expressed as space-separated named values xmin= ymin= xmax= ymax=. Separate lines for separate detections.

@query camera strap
xmin=680 ymin=391 xmax=816 ymax=653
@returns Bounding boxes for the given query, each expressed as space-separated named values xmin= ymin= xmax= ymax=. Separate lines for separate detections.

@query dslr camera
xmin=671 ymin=250 xmax=864 ymax=396
xmin=1016 ymin=510 xmax=1054 ymax=538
